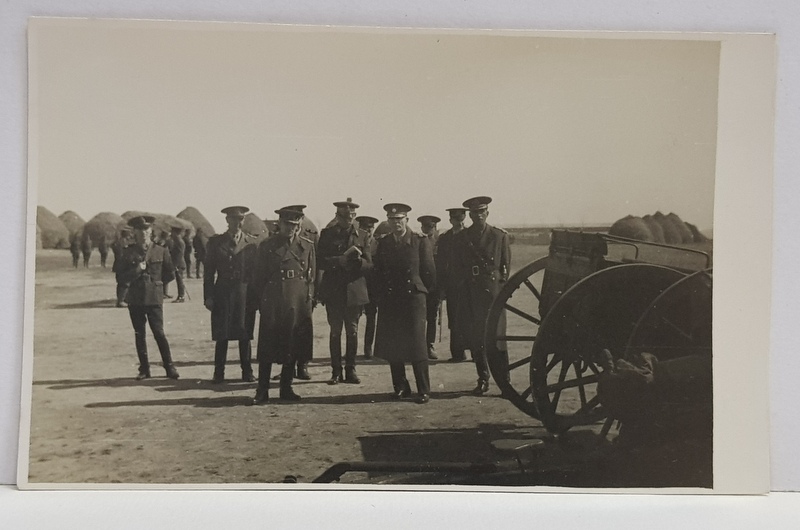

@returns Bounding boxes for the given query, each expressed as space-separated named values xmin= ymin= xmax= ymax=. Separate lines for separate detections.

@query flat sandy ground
xmin=25 ymin=243 xmax=711 ymax=487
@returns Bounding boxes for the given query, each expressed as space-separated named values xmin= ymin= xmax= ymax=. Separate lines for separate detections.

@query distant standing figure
xmin=116 ymin=215 xmax=179 ymax=380
xmin=81 ymin=235 xmax=92 ymax=268
xmin=183 ymin=229 xmax=194 ymax=278
xmin=112 ymin=227 xmax=134 ymax=307
xmin=355 ymin=215 xmax=379 ymax=358
xmin=70 ymin=236 xmax=81 ymax=268
xmin=418 ymin=215 xmax=441 ymax=360
xmin=316 ymin=198 xmax=373 ymax=385
xmin=453 ymin=196 xmax=511 ymax=396
xmin=204 ymin=207 xmax=258 ymax=383
xmin=168 ymin=224 xmax=187 ymax=303
xmin=250 ymin=207 xmax=315 ymax=404
xmin=373 ymin=203 xmax=436 ymax=404
xmin=98 ymin=238 xmax=109 ymax=268
xmin=193 ymin=228 xmax=208 ymax=279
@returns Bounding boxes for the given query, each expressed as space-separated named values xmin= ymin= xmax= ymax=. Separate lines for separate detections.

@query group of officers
xmin=115 ymin=195 xmax=511 ymax=406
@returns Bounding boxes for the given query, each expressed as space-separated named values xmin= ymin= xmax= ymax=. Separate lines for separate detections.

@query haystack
xmin=177 ymin=206 xmax=216 ymax=237
xmin=242 ymin=213 xmax=267 ymax=237
xmin=83 ymin=212 xmax=124 ymax=246
xmin=58 ymin=211 xmax=86 ymax=242
xmin=35 ymin=224 xmax=42 ymax=250
xmin=609 ymin=215 xmax=654 ymax=242
xmin=653 ymin=212 xmax=681 ymax=244
xmin=37 ymin=206 xmax=70 ymax=249
xmin=666 ymin=213 xmax=694 ymax=244
xmin=685 ymin=222 xmax=709 ymax=243
xmin=642 ymin=214 xmax=665 ymax=244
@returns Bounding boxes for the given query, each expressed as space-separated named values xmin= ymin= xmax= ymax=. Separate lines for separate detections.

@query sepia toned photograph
xmin=20 ymin=19 xmax=772 ymax=491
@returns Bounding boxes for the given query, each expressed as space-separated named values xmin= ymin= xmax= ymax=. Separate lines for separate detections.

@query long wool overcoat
xmin=253 ymin=234 xmax=316 ymax=364
xmin=203 ymin=232 xmax=259 ymax=341
xmin=373 ymin=229 xmax=436 ymax=363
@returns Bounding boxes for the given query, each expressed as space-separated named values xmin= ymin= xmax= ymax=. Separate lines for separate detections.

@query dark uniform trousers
xmin=214 ymin=307 xmax=256 ymax=380
xmin=326 ymin=301 xmax=362 ymax=371
xmin=362 ymin=301 xmax=377 ymax=356
xmin=128 ymin=305 xmax=174 ymax=373
xmin=425 ymin=292 xmax=439 ymax=347
xmin=390 ymin=361 xmax=430 ymax=395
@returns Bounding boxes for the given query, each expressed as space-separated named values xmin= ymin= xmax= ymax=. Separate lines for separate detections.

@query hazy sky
xmin=31 ymin=21 xmax=719 ymax=233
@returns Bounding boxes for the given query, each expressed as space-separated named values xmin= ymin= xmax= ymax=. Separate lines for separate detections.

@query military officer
xmin=317 ymin=199 xmax=373 ymax=385
xmin=355 ymin=215 xmax=379 ymax=358
xmin=453 ymin=196 xmax=511 ymax=395
xmin=418 ymin=215 xmax=441 ymax=360
xmin=204 ymin=206 xmax=259 ymax=383
xmin=251 ymin=207 xmax=316 ymax=404
xmin=435 ymin=207 xmax=470 ymax=362
xmin=373 ymin=203 xmax=436 ymax=404
xmin=168 ymin=224 xmax=187 ymax=303
xmin=116 ymin=215 xmax=180 ymax=380
xmin=112 ymin=227 xmax=134 ymax=308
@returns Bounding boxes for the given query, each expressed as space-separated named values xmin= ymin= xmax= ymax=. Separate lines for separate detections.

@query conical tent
xmin=37 ymin=206 xmax=70 ymax=249
xmin=83 ymin=212 xmax=124 ymax=246
xmin=58 ymin=210 xmax=86 ymax=243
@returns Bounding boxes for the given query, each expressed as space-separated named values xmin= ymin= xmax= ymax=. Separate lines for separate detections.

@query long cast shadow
xmin=85 ymin=395 xmax=250 ymax=409
xmin=50 ymin=299 xmax=120 ymax=309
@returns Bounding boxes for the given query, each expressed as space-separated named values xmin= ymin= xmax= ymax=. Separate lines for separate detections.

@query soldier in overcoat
xmin=204 ymin=206 xmax=259 ymax=383
xmin=251 ymin=207 xmax=316 ymax=404
xmin=435 ymin=207 xmax=470 ymax=362
xmin=453 ymin=196 xmax=511 ymax=395
xmin=355 ymin=215 xmax=379 ymax=358
xmin=373 ymin=203 xmax=436 ymax=404
xmin=317 ymin=199 xmax=373 ymax=385
xmin=112 ymin=227 xmax=133 ymax=308
xmin=183 ymin=229 xmax=193 ymax=278
xmin=116 ymin=215 xmax=179 ymax=380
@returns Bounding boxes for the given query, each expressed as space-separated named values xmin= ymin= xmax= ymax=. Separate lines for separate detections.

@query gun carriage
xmin=483 ymin=229 xmax=712 ymax=435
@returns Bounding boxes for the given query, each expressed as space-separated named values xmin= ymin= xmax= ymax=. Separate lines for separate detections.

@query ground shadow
xmin=85 ymin=394 xmax=250 ymax=409
xmin=51 ymin=299 xmax=120 ymax=309
xmin=34 ymin=377 xmax=255 ymax=393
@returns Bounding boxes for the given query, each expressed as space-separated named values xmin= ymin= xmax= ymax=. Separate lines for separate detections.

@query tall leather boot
xmin=279 ymin=364 xmax=301 ymax=401
xmin=344 ymin=335 xmax=360 ymax=384
xmin=212 ymin=341 xmax=228 ymax=383
xmin=251 ymin=360 xmax=271 ymax=405
xmin=296 ymin=361 xmax=311 ymax=380
xmin=327 ymin=335 xmax=343 ymax=385
xmin=135 ymin=349 xmax=150 ymax=380
xmin=239 ymin=340 xmax=255 ymax=382
xmin=154 ymin=334 xmax=179 ymax=380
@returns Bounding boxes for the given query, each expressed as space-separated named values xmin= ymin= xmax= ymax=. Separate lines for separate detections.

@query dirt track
xmin=27 ymin=246 xmax=560 ymax=485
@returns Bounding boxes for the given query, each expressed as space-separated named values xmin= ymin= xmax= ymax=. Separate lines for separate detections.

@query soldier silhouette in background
xmin=193 ymin=228 xmax=208 ymax=279
xmin=204 ymin=207 xmax=258 ymax=383
xmin=168 ymin=224 xmax=187 ymax=303
xmin=81 ymin=235 xmax=92 ymax=268
xmin=183 ymin=229 xmax=194 ymax=278
xmin=435 ymin=207 xmax=470 ymax=362
xmin=70 ymin=234 xmax=81 ymax=268
xmin=112 ymin=227 xmax=133 ymax=307
xmin=418 ymin=215 xmax=441 ymax=360
xmin=355 ymin=215 xmax=379 ymax=358
xmin=116 ymin=215 xmax=179 ymax=380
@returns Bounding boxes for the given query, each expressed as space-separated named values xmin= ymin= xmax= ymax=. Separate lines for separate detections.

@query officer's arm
xmin=500 ymin=231 xmax=511 ymax=282
xmin=308 ymin=244 xmax=317 ymax=300
xmin=203 ymin=238 xmax=217 ymax=304
xmin=162 ymin=249 xmax=176 ymax=284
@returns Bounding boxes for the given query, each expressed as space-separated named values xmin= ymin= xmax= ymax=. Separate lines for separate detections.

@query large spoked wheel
xmin=484 ymin=257 xmax=548 ymax=419
xmin=530 ymin=264 xmax=685 ymax=434
xmin=624 ymin=269 xmax=713 ymax=361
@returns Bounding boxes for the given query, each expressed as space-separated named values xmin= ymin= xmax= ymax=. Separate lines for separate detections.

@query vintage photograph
xmin=22 ymin=19 xmax=739 ymax=489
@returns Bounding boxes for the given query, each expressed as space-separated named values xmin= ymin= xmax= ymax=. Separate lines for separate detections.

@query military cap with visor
xmin=128 ymin=215 xmax=156 ymax=230
xmin=333 ymin=197 xmax=360 ymax=209
xmin=383 ymin=203 xmax=412 ymax=219
xmin=417 ymin=215 xmax=441 ymax=224
xmin=274 ymin=207 xmax=305 ymax=225
xmin=221 ymin=206 xmax=249 ymax=218
xmin=355 ymin=215 xmax=379 ymax=227
xmin=445 ymin=207 xmax=468 ymax=216
xmin=462 ymin=196 xmax=493 ymax=211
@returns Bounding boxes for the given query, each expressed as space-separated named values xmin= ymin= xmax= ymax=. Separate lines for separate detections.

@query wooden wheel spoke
xmin=575 ymin=362 xmax=588 ymax=406
xmin=550 ymin=362 xmax=570 ymax=412
xmin=503 ymin=303 xmax=541 ymax=325
xmin=575 ymin=395 xmax=600 ymax=416
xmin=585 ymin=360 xmax=601 ymax=375
xmin=545 ymin=354 xmax=561 ymax=373
xmin=523 ymin=278 xmax=542 ymax=301
xmin=520 ymin=386 xmax=532 ymax=401
xmin=545 ymin=373 xmax=599 ymax=393
xmin=508 ymin=356 xmax=532 ymax=371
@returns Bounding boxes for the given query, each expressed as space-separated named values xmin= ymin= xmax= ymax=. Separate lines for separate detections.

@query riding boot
xmin=251 ymin=360 xmax=271 ymax=405
xmin=279 ymin=364 xmax=301 ymax=401
xmin=239 ymin=340 xmax=255 ymax=382
xmin=328 ymin=336 xmax=343 ymax=384
xmin=135 ymin=349 xmax=150 ymax=380
xmin=296 ymin=362 xmax=311 ymax=380
xmin=212 ymin=341 xmax=228 ymax=383
xmin=344 ymin=336 xmax=360 ymax=384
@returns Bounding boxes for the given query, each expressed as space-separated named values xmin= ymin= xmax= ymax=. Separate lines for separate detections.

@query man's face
xmin=359 ymin=223 xmax=375 ymax=235
xmin=388 ymin=216 xmax=407 ymax=234
xmin=421 ymin=221 xmax=437 ymax=235
xmin=336 ymin=206 xmax=356 ymax=226
xmin=469 ymin=208 xmax=489 ymax=227
xmin=134 ymin=227 xmax=151 ymax=246
xmin=449 ymin=213 xmax=466 ymax=228
xmin=279 ymin=220 xmax=300 ymax=237
xmin=226 ymin=215 xmax=244 ymax=233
